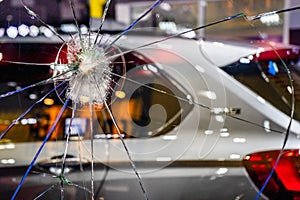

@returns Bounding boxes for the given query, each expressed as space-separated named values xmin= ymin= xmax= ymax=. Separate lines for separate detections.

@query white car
xmin=1 ymin=2 xmax=300 ymax=200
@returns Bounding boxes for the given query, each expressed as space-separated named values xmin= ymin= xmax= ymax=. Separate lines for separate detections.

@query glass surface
xmin=0 ymin=0 xmax=300 ymax=199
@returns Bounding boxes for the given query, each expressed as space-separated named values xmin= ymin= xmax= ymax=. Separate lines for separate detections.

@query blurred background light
xmin=40 ymin=26 xmax=54 ymax=38
xmin=61 ymin=23 xmax=77 ymax=33
xmin=29 ymin=25 xmax=39 ymax=37
xmin=18 ymin=24 xmax=29 ymax=37
xmin=80 ymin=24 xmax=88 ymax=34
xmin=0 ymin=28 xmax=4 ymax=37
xmin=115 ymin=90 xmax=126 ymax=99
xmin=260 ymin=14 xmax=280 ymax=25
xmin=44 ymin=98 xmax=54 ymax=106
xmin=6 ymin=26 xmax=18 ymax=38
xmin=29 ymin=93 xmax=38 ymax=100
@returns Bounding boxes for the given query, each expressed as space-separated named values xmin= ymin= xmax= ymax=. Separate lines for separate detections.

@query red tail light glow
xmin=253 ymin=48 xmax=300 ymax=61
xmin=243 ymin=150 xmax=300 ymax=199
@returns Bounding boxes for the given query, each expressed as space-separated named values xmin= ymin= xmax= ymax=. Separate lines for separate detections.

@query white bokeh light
xmin=6 ymin=26 xmax=18 ymax=38
xmin=0 ymin=28 xmax=5 ymax=37
xmin=18 ymin=24 xmax=29 ymax=37
xmin=29 ymin=25 xmax=39 ymax=37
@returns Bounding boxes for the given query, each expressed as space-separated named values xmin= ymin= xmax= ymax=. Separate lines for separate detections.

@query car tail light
xmin=243 ymin=150 xmax=300 ymax=200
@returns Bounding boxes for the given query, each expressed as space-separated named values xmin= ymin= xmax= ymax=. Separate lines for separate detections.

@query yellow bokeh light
xmin=44 ymin=98 xmax=54 ymax=106
xmin=115 ymin=90 xmax=126 ymax=99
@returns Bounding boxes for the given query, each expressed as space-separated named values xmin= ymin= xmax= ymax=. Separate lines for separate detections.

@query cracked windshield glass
xmin=0 ymin=0 xmax=300 ymax=199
